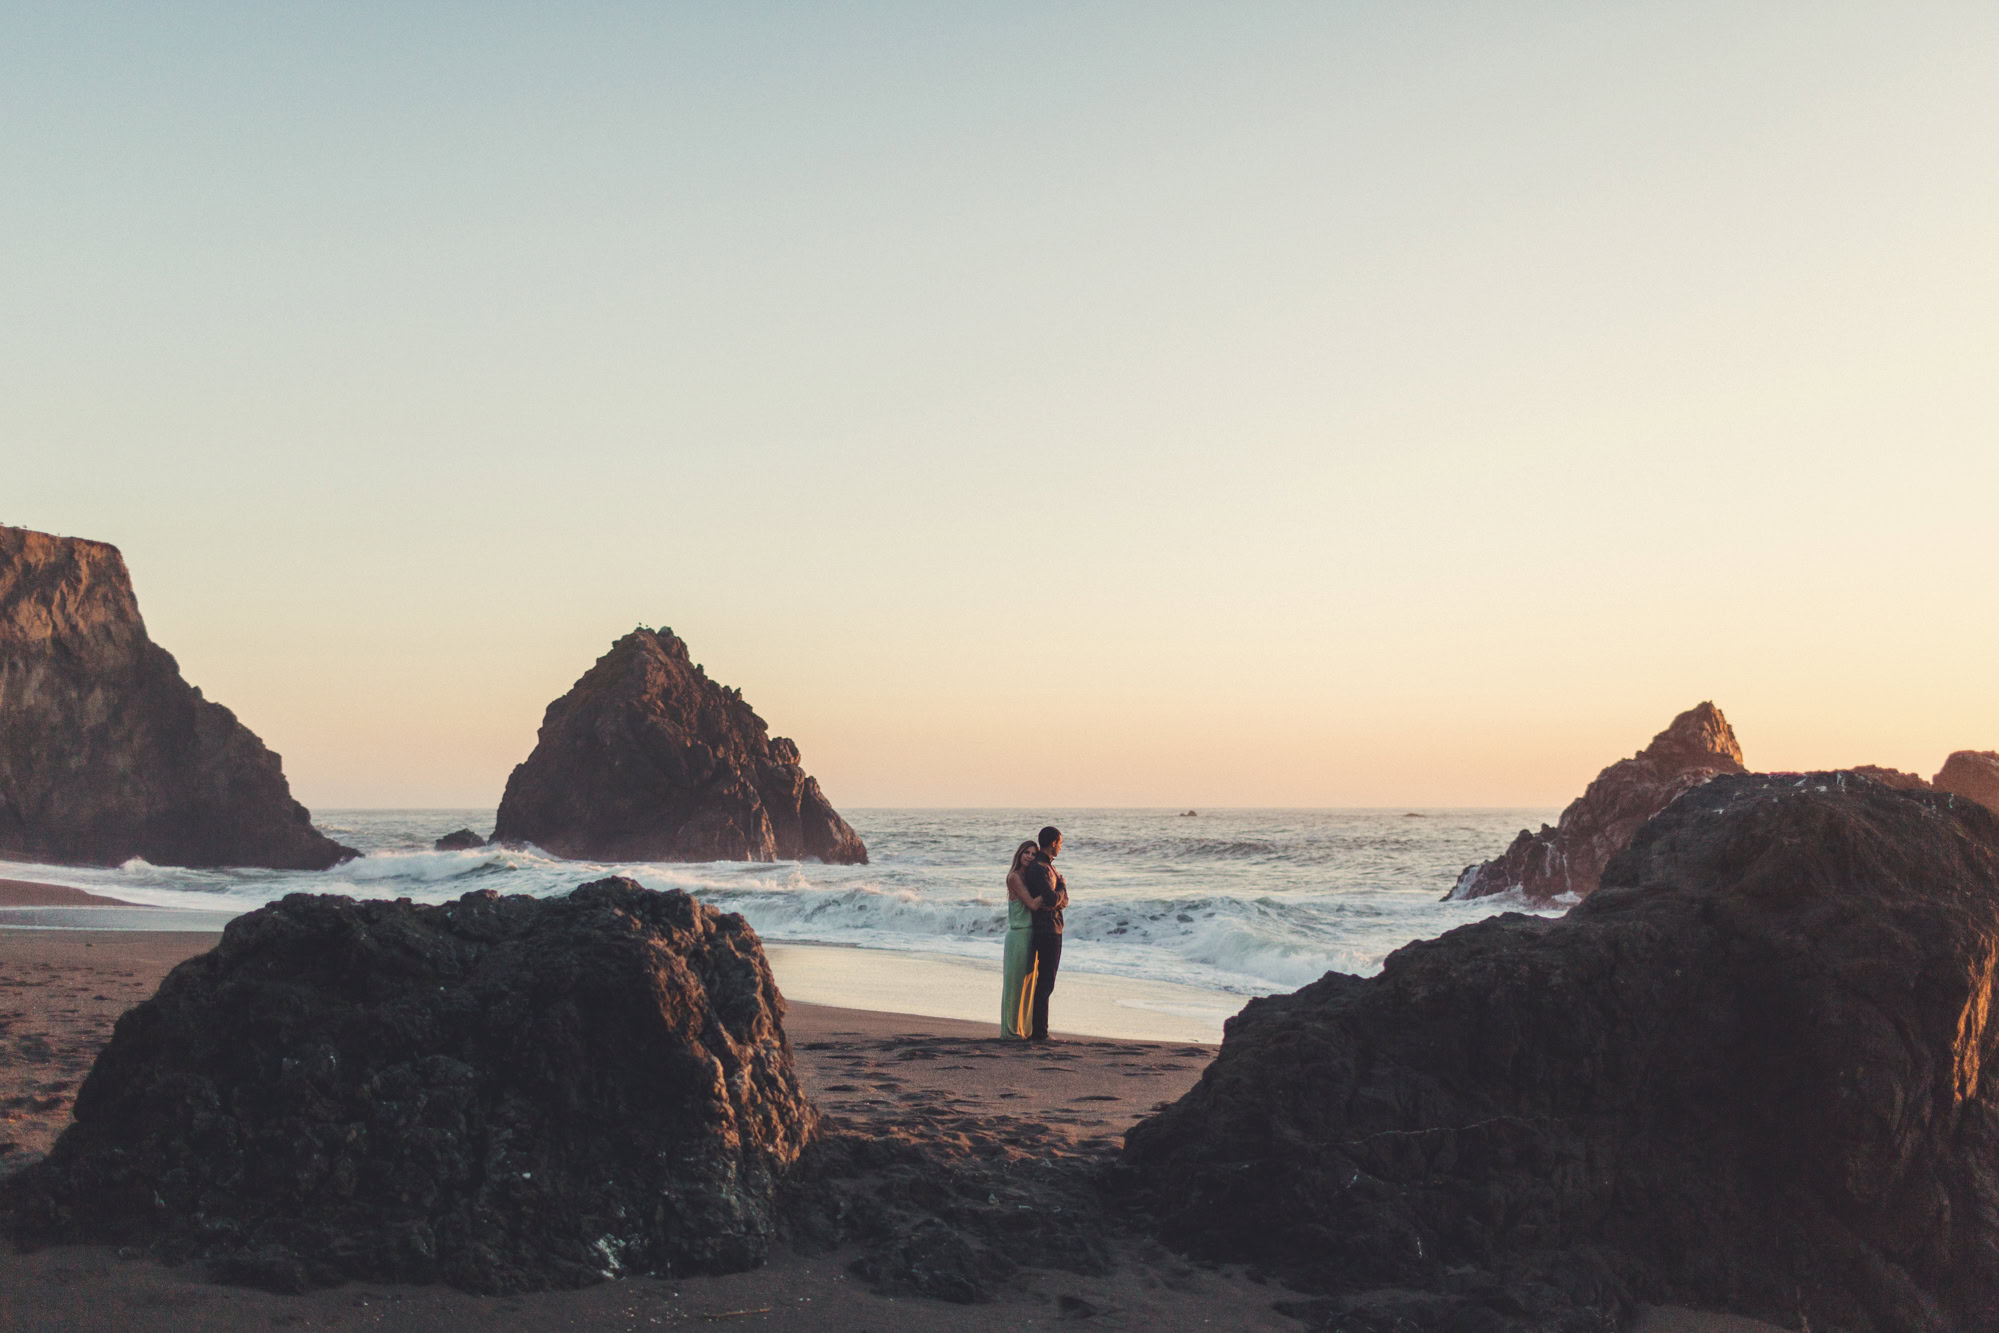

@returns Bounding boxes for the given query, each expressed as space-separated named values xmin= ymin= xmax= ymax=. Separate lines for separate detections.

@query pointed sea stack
xmin=491 ymin=627 xmax=866 ymax=864
xmin=1446 ymin=701 xmax=1745 ymax=903
xmin=1936 ymin=750 xmax=1999 ymax=816
xmin=0 ymin=525 xmax=353 ymax=869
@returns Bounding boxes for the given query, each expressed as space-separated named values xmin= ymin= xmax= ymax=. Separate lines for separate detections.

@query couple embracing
xmin=1001 ymin=825 xmax=1067 ymax=1042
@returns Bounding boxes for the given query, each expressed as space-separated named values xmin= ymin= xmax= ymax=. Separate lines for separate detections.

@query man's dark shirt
xmin=1022 ymin=859 xmax=1065 ymax=936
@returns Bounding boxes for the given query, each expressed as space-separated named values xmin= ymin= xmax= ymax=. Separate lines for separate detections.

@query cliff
xmin=491 ymin=628 xmax=866 ymax=864
xmin=0 ymin=526 xmax=353 ymax=869
xmin=1446 ymin=701 xmax=1744 ymax=902
xmin=1126 ymin=772 xmax=1999 ymax=1331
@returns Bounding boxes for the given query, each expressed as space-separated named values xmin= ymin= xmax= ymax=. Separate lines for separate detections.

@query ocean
xmin=6 ymin=807 xmax=1565 ymax=1001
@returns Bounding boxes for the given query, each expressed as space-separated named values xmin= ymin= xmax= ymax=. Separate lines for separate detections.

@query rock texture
xmin=1124 ymin=771 xmax=1999 ymax=1332
xmin=1850 ymin=764 xmax=1933 ymax=791
xmin=433 ymin=828 xmax=485 ymax=852
xmin=1446 ymin=701 xmax=1744 ymax=902
xmin=1937 ymin=751 xmax=1999 ymax=816
xmin=492 ymin=628 xmax=866 ymax=865
xmin=0 ymin=526 xmax=353 ymax=870
xmin=2 ymin=878 xmax=816 ymax=1293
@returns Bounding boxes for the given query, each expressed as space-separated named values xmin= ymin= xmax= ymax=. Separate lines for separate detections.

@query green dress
xmin=1001 ymin=897 xmax=1036 ymax=1039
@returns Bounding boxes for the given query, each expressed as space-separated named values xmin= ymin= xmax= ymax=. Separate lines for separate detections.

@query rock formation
xmin=491 ymin=628 xmax=866 ymax=865
xmin=433 ymin=828 xmax=485 ymax=851
xmin=0 ymin=525 xmax=353 ymax=870
xmin=1446 ymin=701 xmax=1744 ymax=902
xmin=1937 ymin=750 xmax=1999 ymax=816
xmin=1848 ymin=763 xmax=1933 ymax=791
xmin=1124 ymin=771 xmax=1999 ymax=1332
xmin=2 ymin=878 xmax=816 ymax=1293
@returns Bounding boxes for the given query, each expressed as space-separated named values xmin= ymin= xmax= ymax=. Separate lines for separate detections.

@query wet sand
xmin=0 ymin=925 xmax=1781 ymax=1331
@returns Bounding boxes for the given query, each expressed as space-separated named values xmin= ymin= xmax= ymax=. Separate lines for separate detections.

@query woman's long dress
xmin=1001 ymin=896 xmax=1036 ymax=1039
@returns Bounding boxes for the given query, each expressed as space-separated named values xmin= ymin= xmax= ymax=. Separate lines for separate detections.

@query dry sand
xmin=0 ymin=913 xmax=1782 ymax=1331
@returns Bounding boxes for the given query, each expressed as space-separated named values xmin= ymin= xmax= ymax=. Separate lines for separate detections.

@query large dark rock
xmin=433 ymin=828 xmax=486 ymax=851
xmin=1 ymin=879 xmax=816 ymax=1293
xmin=491 ymin=628 xmax=866 ymax=864
xmin=0 ymin=525 xmax=354 ymax=870
xmin=1124 ymin=772 xmax=1999 ymax=1332
xmin=1446 ymin=702 xmax=1744 ymax=903
xmin=1937 ymin=751 xmax=1999 ymax=816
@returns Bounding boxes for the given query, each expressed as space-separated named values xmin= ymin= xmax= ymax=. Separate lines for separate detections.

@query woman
xmin=1001 ymin=839 xmax=1042 ymax=1039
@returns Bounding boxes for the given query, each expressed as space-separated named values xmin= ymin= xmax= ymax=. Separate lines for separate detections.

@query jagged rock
xmin=491 ymin=628 xmax=866 ymax=864
xmin=433 ymin=829 xmax=486 ymax=851
xmin=1936 ymin=751 xmax=1999 ymax=816
xmin=1850 ymin=764 xmax=1932 ymax=791
xmin=1124 ymin=771 xmax=1999 ymax=1332
xmin=1 ymin=879 xmax=816 ymax=1293
xmin=0 ymin=525 xmax=353 ymax=869
xmin=1446 ymin=702 xmax=1743 ymax=902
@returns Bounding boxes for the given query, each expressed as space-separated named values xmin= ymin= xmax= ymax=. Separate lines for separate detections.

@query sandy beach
xmin=0 ymin=903 xmax=1780 ymax=1332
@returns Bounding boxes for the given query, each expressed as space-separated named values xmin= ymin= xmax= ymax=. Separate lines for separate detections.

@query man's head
xmin=1038 ymin=825 xmax=1063 ymax=858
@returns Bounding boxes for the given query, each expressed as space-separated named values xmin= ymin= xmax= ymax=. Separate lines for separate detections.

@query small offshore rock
xmin=432 ymin=828 xmax=486 ymax=851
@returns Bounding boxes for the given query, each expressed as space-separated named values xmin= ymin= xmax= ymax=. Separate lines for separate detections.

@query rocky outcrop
xmin=491 ymin=628 xmax=866 ymax=865
xmin=433 ymin=828 xmax=485 ymax=851
xmin=2 ymin=879 xmax=816 ymax=1293
xmin=0 ymin=526 xmax=353 ymax=870
xmin=1849 ymin=764 xmax=1933 ymax=791
xmin=1446 ymin=701 xmax=1744 ymax=902
xmin=1937 ymin=751 xmax=1999 ymax=816
xmin=1124 ymin=772 xmax=1999 ymax=1332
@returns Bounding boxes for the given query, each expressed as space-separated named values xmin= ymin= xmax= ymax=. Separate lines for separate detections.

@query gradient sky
xmin=5 ymin=4 xmax=1996 ymax=809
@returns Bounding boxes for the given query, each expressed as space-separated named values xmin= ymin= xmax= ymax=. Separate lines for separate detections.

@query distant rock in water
xmin=1124 ymin=772 xmax=1999 ymax=1332
xmin=0 ymin=525 xmax=354 ymax=870
xmin=433 ymin=828 xmax=486 ymax=851
xmin=1936 ymin=750 xmax=1999 ymax=815
xmin=1445 ymin=701 xmax=1744 ymax=902
xmin=491 ymin=628 xmax=866 ymax=864
xmin=2 ymin=879 xmax=816 ymax=1293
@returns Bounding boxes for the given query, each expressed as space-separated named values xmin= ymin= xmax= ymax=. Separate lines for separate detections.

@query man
xmin=1018 ymin=824 xmax=1068 ymax=1042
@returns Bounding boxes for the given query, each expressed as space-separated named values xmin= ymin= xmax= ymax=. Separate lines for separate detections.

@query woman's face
xmin=1021 ymin=845 xmax=1038 ymax=864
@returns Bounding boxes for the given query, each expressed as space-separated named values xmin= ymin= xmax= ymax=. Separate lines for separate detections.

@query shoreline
xmin=0 ymin=926 xmax=1778 ymax=1331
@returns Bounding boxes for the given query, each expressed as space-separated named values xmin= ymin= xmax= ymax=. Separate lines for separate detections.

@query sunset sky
xmin=6 ymin=5 xmax=1996 ymax=809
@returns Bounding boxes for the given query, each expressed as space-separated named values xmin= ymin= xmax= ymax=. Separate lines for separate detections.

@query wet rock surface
xmin=1447 ymin=702 xmax=1744 ymax=903
xmin=1126 ymin=772 xmax=1999 ymax=1332
xmin=1937 ymin=750 xmax=1999 ymax=816
xmin=1 ymin=879 xmax=816 ymax=1293
xmin=432 ymin=828 xmax=486 ymax=851
xmin=0 ymin=525 xmax=353 ymax=870
xmin=491 ymin=627 xmax=866 ymax=865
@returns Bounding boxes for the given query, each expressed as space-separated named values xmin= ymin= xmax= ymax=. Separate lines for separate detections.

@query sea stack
xmin=1936 ymin=750 xmax=1999 ymax=815
xmin=1126 ymin=772 xmax=1999 ymax=1331
xmin=0 ymin=525 xmax=354 ymax=870
xmin=491 ymin=627 xmax=866 ymax=864
xmin=1446 ymin=700 xmax=1744 ymax=902
xmin=3 ymin=880 xmax=817 ymax=1292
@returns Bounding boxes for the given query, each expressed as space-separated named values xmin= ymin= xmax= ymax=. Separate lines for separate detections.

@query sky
xmin=4 ymin=3 xmax=1996 ymax=809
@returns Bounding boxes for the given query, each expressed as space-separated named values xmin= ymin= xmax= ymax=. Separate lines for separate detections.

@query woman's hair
xmin=1009 ymin=840 xmax=1039 ymax=875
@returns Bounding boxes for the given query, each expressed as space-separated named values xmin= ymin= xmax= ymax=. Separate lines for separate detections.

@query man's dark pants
xmin=1030 ymin=932 xmax=1062 ymax=1039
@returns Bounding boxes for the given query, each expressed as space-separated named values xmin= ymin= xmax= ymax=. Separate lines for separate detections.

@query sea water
xmin=6 ymin=807 xmax=1563 ymax=1001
